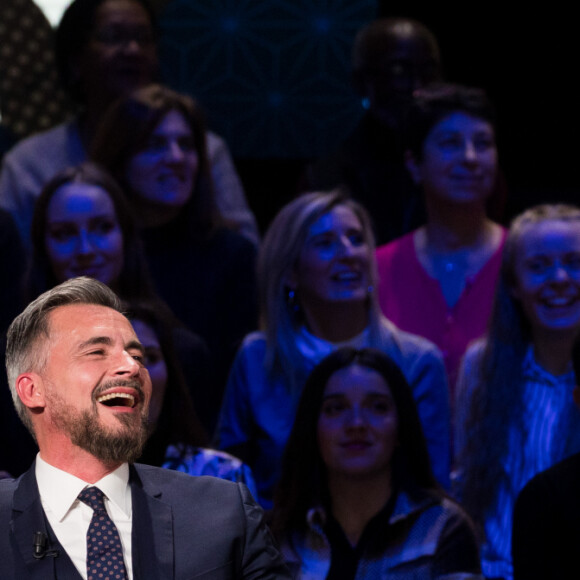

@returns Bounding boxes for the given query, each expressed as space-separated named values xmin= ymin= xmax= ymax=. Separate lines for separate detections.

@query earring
xmin=361 ymin=97 xmax=370 ymax=110
xmin=287 ymin=288 xmax=300 ymax=314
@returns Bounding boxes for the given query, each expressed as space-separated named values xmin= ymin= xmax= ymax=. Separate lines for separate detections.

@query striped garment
xmin=465 ymin=346 xmax=580 ymax=580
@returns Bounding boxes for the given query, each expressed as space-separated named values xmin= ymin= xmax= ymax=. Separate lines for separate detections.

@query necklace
xmin=444 ymin=260 xmax=458 ymax=273
xmin=414 ymin=220 xmax=501 ymax=308
xmin=428 ymin=249 xmax=472 ymax=278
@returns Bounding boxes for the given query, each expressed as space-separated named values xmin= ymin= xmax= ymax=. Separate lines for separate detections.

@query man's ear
xmin=15 ymin=373 xmax=47 ymax=411
xmin=573 ymin=385 xmax=580 ymax=411
xmin=405 ymin=150 xmax=422 ymax=185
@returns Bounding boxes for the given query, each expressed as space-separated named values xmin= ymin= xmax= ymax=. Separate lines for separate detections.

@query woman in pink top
xmin=376 ymin=84 xmax=506 ymax=399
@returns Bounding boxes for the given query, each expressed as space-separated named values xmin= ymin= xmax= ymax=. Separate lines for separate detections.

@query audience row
xmin=1 ymin=1 xmax=578 ymax=578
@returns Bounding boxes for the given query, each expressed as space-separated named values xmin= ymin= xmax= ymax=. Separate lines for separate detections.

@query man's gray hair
xmin=5 ymin=277 xmax=122 ymax=433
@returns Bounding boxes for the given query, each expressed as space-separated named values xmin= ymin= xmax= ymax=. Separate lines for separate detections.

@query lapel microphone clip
xmin=33 ymin=531 xmax=60 ymax=559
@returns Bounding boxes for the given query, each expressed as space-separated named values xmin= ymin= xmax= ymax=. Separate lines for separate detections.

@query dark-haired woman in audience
xmin=125 ymin=299 xmax=257 ymax=496
xmin=376 ymin=84 xmax=506 ymax=400
xmin=218 ymin=191 xmax=450 ymax=508
xmin=28 ymin=161 xmax=215 ymax=430
xmin=455 ymin=204 xmax=580 ymax=580
xmin=91 ymin=84 xmax=258 ymax=403
xmin=272 ymin=347 xmax=481 ymax=579
xmin=29 ymin=161 xmax=154 ymax=301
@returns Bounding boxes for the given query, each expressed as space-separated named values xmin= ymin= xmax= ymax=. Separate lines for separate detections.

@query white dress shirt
xmin=35 ymin=455 xmax=134 ymax=580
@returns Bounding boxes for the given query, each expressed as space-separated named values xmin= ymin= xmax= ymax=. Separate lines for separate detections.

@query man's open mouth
xmin=96 ymin=393 xmax=136 ymax=408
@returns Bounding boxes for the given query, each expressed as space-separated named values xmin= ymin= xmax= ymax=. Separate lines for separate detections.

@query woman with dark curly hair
xmin=272 ymin=347 xmax=481 ymax=579
xmin=455 ymin=204 xmax=580 ymax=580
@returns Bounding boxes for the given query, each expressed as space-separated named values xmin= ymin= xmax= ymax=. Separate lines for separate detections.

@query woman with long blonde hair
xmin=455 ymin=204 xmax=580 ymax=579
xmin=218 ymin=190 xmax=450 ymax=508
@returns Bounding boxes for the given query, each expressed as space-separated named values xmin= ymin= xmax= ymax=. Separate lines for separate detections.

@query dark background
xmin=5 ymin=1 xmax=577 ymax=232
xmin=383 ymin=4 xmax=578 ymax=203
xmin=237 ymin=3 xmax=580 ymax=231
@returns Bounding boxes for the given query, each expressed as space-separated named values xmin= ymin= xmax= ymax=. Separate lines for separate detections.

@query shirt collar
xmin=295 ymin=325 xmax=370 ymax=364
xmin=522 ymin=344 xmax=575 ymax=386
xmin=305 ymin=487 xmax=434 ymax=536
xmin=36 ymin=454 xmax=131 ymax=522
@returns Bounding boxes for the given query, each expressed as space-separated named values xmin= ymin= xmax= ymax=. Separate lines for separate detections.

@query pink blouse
xmin=376 ymin=229 xmax=506 ymax=398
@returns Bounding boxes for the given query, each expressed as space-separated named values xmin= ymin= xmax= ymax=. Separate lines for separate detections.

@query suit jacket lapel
xmin=11 ymin=465 xmax=82 ymax=580
xmin=130 ymin=465 xmax=174 ymax=580
xmin=10 ymin=463 xmax=174 ymax=579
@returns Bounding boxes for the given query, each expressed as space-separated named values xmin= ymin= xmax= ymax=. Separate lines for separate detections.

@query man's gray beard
xmin=50 ymin=397 xmax=149 ymax=464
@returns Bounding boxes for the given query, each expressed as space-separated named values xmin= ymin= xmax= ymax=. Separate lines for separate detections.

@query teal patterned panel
xmin=159 ymin=0 xmax=378 ymax=158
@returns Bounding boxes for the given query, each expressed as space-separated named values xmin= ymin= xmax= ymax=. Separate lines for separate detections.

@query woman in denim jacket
xmin=271 ymin=347 xmax=481 ymax=579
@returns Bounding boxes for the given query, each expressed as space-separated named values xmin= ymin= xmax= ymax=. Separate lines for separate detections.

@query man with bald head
xmin=305 ymin=17 xmax=442 ymax=245
xmin=0 ymin=277 xmax=288 ymax=579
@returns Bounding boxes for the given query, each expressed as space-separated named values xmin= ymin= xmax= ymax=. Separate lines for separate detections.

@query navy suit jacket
xmin=0 ymin=462 xmax=289 ymax=579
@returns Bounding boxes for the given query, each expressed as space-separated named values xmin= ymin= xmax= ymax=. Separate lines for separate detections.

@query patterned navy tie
xmin=78 ymin=487 xmax=128 ymax=580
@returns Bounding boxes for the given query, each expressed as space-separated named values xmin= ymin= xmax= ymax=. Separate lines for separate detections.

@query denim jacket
xmin=218 ymin=323 xmax=450 ymax=508
xmin=281 ymin=488 xmax=482 ymax=580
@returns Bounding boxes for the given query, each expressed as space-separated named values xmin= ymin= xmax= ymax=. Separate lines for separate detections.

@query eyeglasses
xmin=92 ymin=26 xmax=156 ymax=48
xmin=140 ymin=135 xmax=196 ymax=155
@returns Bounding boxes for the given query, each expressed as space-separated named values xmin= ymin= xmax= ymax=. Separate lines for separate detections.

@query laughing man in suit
xmin=0 ymin=276 xmax=288 ymax=579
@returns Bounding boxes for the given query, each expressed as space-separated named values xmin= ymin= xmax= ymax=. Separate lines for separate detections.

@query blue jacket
xmin=280 ymin=487 xmax=482 ymax=580
xmin=218 ymin=323 xmax=451 ymax=508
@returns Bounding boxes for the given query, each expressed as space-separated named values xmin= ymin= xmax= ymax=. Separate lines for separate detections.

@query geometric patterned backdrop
xmin=159 ymin=0 xmax=378 ymax=158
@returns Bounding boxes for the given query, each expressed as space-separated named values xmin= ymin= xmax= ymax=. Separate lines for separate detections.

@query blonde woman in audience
xmin=455 ymin=204 xmax=580 ymax=580
xmin=218 ymin=190 xmax=450 ymax=508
